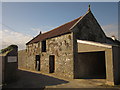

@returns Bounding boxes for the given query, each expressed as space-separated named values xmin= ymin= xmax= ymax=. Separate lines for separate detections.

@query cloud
xmin=102 ymin=24 xmax=118 ymax=39
xmin=0 ymin=29 xmax=33 ymax=50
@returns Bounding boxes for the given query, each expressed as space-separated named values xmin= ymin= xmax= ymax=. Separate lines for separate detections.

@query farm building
xmin=19 ymin=6 xmax=120 ymax=85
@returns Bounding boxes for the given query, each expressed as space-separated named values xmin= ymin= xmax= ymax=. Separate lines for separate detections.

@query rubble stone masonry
xmin=19 ymin=33 xmax=74 ymax=78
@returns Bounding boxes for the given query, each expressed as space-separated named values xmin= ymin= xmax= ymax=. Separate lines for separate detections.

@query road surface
xmin=2 ymin=69 xmax=120 ymax=89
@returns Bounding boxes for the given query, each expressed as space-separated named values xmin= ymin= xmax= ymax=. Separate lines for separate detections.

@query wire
xmin=1 ymin=23 xmax=17 ymax=32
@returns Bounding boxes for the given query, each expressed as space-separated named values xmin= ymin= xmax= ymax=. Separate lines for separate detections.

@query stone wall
xmin=72 ymin=11 xmax=106 ymax=43
xmin=25 ymin=33 xmax=74 ymax=78
xmin=18 ymin=50 xmax=27 ymax=69
xmin=0 ymin=45 xmax=18 ymax=84
xmin=26 ymin=42 xmax=40 ymax=70
xmin=45 ymin=33 xmax=73 ymax=78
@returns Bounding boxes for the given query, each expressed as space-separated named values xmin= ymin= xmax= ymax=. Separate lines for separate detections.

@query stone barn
xmin=19 ymin=7 xmax=120 ymax=85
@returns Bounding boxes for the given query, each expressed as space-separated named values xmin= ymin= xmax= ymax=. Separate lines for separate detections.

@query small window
xmin=41 ymin=40 xmax=46 ymax=52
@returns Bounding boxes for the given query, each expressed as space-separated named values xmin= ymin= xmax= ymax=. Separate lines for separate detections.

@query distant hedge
xmin=0 ymin=45 xmax=18 ymax=54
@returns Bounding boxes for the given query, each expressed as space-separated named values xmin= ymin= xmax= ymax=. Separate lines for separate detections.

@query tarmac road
xmin=2 ymin=69 xmax=120 ymax=90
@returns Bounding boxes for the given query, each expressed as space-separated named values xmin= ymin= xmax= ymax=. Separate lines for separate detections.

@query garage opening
xmin=75 ymin=51 xmax=106 ymax=79
xmin=49 ymin=55 xmax=55 ymax=73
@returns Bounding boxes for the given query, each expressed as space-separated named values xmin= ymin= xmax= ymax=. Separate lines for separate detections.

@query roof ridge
xmin=42 ymin=16 xmax=82 ymax=35
xmin=26 ymin=16 xmax=82 ymax=45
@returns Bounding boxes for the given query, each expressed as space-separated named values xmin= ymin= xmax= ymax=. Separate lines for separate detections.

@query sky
xmin=1 ymin=2 xmax=119 ymax=50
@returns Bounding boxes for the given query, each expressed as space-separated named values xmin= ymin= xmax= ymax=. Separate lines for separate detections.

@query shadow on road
xmin=2 ymin=69 xmax=69 ymax=88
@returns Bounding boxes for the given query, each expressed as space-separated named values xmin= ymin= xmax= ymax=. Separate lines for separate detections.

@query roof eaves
xmin=26 ymin=17 xmax=81 ymax=45
xmin=26 ymin=34 xmax=40 ymax=45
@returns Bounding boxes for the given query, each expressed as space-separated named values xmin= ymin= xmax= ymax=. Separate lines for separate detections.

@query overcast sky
xmin=1 ymin=2 xmax=119 ymax=50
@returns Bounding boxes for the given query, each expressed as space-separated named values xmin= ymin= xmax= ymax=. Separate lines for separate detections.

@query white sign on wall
xmin=8 ymin=56 xmax=17 ymax=63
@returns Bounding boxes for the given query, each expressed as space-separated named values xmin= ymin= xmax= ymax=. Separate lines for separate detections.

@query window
xmin=41 ymin=40 xmax=46 ymax=52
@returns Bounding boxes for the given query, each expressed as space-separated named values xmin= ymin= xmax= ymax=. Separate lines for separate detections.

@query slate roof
xmin=26 ymin=16 xmax=82 ymax=45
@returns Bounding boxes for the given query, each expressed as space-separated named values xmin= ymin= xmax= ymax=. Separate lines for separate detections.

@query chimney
xmin=111 ymin=35 xmax=116 ymax=40
xmin=39 ymin=31 xmax=42 ymax=35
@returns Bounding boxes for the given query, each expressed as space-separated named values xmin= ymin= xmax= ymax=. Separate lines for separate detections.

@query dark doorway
xmin=75 ymin=51 xmax=106 ymax=79
xmin=35 ymin=55 xmax=40 ymax=71
xmin=49 ymin=55 xmax=55 ymax=73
